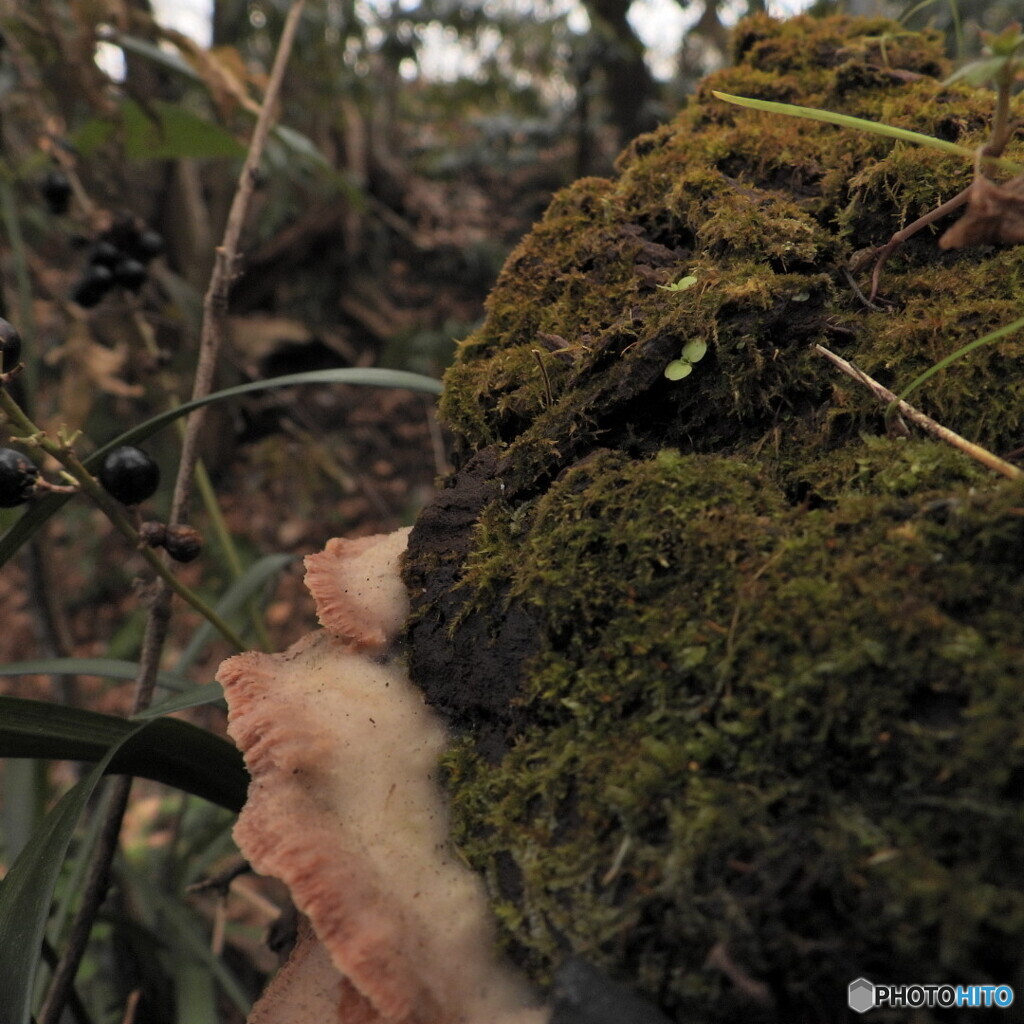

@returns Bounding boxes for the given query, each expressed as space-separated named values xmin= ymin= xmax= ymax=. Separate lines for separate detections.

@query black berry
xmin=139 ymin=520 xmax=167 ymax=547
xmin=0 ymin=318 xmax=22 ymax=373
xmin=104 ymin=212 xmax=138 ymax=251
xmin=113 ymin=258 xmax=147 ymax=291
xmin=163 ymin=524 xmax=203 ymax=562
xmin=132 ymin=230 xmax=165 ymax=262
xmin=88 ymin=240 xmax=122 ymax=268
xmin=71 ymin=265 xmax=114 ymax=308
xmin=40 ymin=170 xmax=72 ymax=215
xmin=98 ymin=445 xmax=159 ymax=505
xmin=0 ymin=447 xmax=39 ymax=507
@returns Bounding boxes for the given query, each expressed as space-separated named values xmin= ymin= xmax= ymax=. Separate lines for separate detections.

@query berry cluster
xmin=0 ymin=316 xmax=201 ymax=561
xmin=72 ymin=216 xmax=164 ymax=308
xmin=37 ymin=163 xmax=165 ymax=307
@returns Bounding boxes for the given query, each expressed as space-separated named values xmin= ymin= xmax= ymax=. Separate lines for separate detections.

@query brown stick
xmin=868 ymin=186 xmax=970 ymax=301
xmin=36 ymin=6 xmax=307 ymax=1021
xmin=172 ymin=0 xmax=308 ymax=528
xmin=814 ymin=344 xmax=1022 ymax=480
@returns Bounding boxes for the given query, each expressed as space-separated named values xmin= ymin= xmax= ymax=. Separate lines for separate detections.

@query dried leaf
xmin=938 ymin=172 xmax=1024 ymax=249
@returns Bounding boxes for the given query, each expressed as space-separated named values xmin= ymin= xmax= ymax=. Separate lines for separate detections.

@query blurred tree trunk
xmin=579 ymin=0 xmax=661 ymax=147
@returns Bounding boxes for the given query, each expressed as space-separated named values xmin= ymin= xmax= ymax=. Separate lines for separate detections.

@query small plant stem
xmin=814 ymin=344 xmax=1022 ymax=480
xmin=987 ymin=74 xmax=1014 ymax=158
xmin=868 ymin=186 xmax=970 ymax=301
xmin=869 ymin=71 xmax=1018 ymax=299
xmin=36 ymin=776 xmax=132 ymax=1024
xmin=128 ymin=307 xmax=269 ymax=649
xmin=531 ymin=348 xmax=554 ymax=407
xmin=193 ymin=459 xmax=271 ymax=650
xmin=0 ymin=389 xmax=247 ymax=648
xmin=36 ymin=6 xmax=304 ymax=1018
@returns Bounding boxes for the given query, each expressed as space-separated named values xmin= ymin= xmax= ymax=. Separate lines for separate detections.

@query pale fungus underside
xmin=402 ymin=14 xmax=1024 ymax=1023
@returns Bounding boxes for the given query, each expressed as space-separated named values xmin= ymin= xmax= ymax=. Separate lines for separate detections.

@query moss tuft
xmin=406 ymin=13 xmax=1024 ymax=1022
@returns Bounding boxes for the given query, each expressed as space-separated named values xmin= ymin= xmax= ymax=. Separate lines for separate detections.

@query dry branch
xmin=814 ymin=344 xmax=1022 ymax=481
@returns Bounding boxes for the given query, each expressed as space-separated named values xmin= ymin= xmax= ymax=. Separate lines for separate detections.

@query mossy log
xmin=403 ymin=14 xmax=1024 ymax=1023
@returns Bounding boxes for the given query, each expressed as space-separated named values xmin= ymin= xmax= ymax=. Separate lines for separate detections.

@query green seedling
xmin=657 ymin=274 xmax=698 ymax=293
xmin=665 ymin=338 xmax=707 ymax=381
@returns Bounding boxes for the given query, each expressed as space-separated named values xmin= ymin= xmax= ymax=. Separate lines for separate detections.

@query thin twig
xmin=172 ymin=0 xmax=307 ymax=527
xmin=37 ymin=776 xmax=133 ymax=1024
xmin=36 ymin=6 xmax=306 ymax=1022
xmin=868 ymin=186 xmax=970 ymax=301
xmin=531 ymin=348 xmax=554 ymax=408
xmin=423 ymin=395 xmax=449 ymax=478
xmin=814 ymin=344 xmax=1022 ymax=480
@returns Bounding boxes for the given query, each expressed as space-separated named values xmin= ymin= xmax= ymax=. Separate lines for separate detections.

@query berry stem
xmin=0 ymin=389 xmax=246 ymax=649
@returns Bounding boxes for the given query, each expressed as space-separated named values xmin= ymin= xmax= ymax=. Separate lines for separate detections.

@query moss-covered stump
xmin=403 ymin=14 xmax=1024 ymax=1023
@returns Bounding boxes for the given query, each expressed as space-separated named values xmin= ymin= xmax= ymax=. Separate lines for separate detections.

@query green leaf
xmin=103 ymin=33 xmax=202 ymax=80
xmin=0 ymin=657 xmax=191 ymax=691
xmin=0 ymin=695 xmax=246 ymax=811
xmin=126 ymin=864 xmax=252 ymax=1018
xmin=664 ymin=360 xmax=693 ymax=381
xmin=680 ymin=338 xmax=708 ymax=364
xmin=121 ymin=99 xmax=247 ymax=161
xmin=0 ymin=721 xmax=148 ymax=1024
xmin=271 ymin=124 xmax=331 ymax=169
xmin=944 ymin=56 xmax=1013 ymax=87
xmin=0 ymin=367 xmax=442 ymax=567
xmin=658 ymin=274 xmax=698 ymax=292
xmin=71 ymin=117 xmax=115 ymax=157
xmin=985 ymin=25 xmax=1024 ymax=59
xmin=710 ymin=91 xmax=1024 ymax=175
xmin=176 ymin=553 xmax=296 ymax=671
xmin=132 ymin=682 xmax=225 ymax=720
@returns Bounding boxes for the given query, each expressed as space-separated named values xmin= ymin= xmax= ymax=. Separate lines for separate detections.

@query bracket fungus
xmin=219 ymin=528 xmax=547 ymax=1024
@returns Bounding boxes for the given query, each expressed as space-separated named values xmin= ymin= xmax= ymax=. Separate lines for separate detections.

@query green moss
xmin=407 ymin=12 xmax=1024 ymax=1022
xmin=442 ymin=452 xmax=1024 ymax=1020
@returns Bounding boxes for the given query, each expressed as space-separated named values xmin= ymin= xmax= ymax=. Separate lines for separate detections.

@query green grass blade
xmin=132 ymin=682 xmax=225 ymax=719
xmin=710 ymin=91 xmax=1024 ymax=174
xmin=175 ymin=553 xmax=296 ymax=671
xmin=125 ymin=864 xmax=252 ymax=1019
xmin=0 ymin=657 xmax=191 ymax=691
xmin=0 ymin=695 xmax=246 ymax=811
xmin=1 ymin=758 xmax=45 ymax=862
xmin=0 ymin=722 xmax=147 ymax=1024
xmin=0 ymin=367 xmax=442 ymax=567
xmin=897 ymin=312 xmax=1024 ymax=404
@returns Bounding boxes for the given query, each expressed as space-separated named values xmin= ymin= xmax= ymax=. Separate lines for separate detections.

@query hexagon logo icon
xmin=848 ymin=978 xmax=875 ymax=1014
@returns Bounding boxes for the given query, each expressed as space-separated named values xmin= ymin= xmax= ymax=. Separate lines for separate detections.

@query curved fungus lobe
xmin=219 ymin=528 xmax=546 ymax=1024
xmin=303 ymin=527 xmax=411 ymax=651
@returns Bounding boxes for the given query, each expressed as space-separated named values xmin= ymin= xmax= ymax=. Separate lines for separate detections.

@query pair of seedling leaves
xmin=659 ymin=276 xmax=708 ymax=381
xmin=660 ymin=24 xmax=1024 ymax=380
